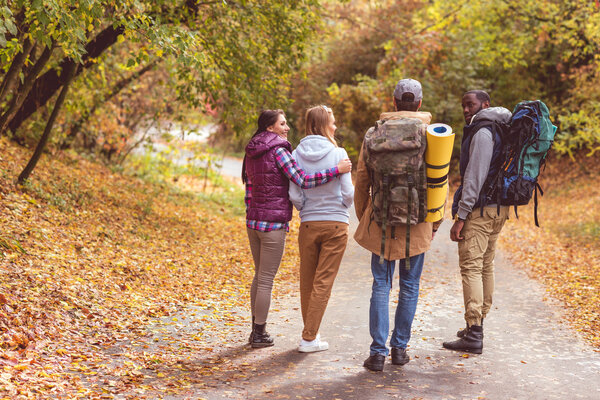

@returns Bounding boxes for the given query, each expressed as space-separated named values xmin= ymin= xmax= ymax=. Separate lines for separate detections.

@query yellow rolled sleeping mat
xmin=425 ymin=123 xmax=455 ymax=222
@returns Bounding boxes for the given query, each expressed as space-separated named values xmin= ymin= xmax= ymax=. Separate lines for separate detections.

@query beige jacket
xmin=353 ymin=111 xmax=442 ymax=260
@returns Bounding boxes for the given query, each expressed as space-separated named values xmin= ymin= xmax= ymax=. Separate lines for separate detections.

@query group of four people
xmin=241 ymin=79 xmax=510 ymax=371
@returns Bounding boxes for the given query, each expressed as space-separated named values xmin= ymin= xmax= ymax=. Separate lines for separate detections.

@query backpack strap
xmin=496 ymin=172 xmax=502 ymax=216
xmin=427 ymin=178 xmax=446 ymax=188
xmin=405 ymin=168 xmax=413 ymax=270
xmin=367 ymin=169 xmax=377 ymax=235
xmin=418 ymin=163 xmax=427 ymax=222
xmin=379 ymin=174 xmax=389 ymax=265
xmin=533 ymin=182 xmax=543 ymax=227
xmin=367 ymin=208 xmax=374 ymax=235
xmin=428 ymin=203 xmax=445 ymax=214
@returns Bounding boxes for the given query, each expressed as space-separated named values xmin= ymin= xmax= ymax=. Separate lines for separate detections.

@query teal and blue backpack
xmin=488 ymin=100 xmax=557 ymax=226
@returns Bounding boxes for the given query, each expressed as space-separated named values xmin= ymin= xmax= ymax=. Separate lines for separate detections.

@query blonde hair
xmin=305 ymin=105 xmax=337 ymax=147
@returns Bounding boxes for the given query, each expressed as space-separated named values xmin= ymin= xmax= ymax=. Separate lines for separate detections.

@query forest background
xmin=1 ymin=0 xmax=599 ymax=163
xmin=0 ymin=0 xmax=599 ymax=397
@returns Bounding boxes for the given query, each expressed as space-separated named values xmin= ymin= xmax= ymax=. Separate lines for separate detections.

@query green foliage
xmin=327 ymin=77 xmax=383 ymax=159
xmin=0 ymin=0 xmax=321 ymax=167
xmin=3 ymin=0 xmax=598 ymax=164
xmin=1 ymin=0 xmax=107 ymax=60
xmin=125 ymin=150 xmax=181 ymax=184
xmin=287 ymin=0 xmax=600 ymax=161
xmin=200 ymin=1 xmax=321 ymax=143
xmin=124 ymin=145 xmax=245 ymax=216
xmin=0 ymin=5 xmax=16 ymax=48
xmin=558 ymin=220 xmax=600 ymax=247
xmin=20 ymin=176 xmax=92 ymax=212
xmin=554 ymin=103 xmax=600 ymax=158
xmin=0 ymin=234 xmax=27 ymax=258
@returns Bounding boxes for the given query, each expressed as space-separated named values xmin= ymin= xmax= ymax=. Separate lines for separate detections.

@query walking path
xmin=188 ymin=207 xmax=600 ymax=400
xmin=181 ymin=157 xmax=600 ymax=399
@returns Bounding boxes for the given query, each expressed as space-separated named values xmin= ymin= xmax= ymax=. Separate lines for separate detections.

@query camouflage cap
xmin=393 ymin=78 xmax=423 ymax=102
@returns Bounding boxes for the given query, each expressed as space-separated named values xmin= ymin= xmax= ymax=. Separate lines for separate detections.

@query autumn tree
xmin=0 ymin=0 xmax=320 ymax=176
xmin=285 ymin=0 xmax=600 ymax=161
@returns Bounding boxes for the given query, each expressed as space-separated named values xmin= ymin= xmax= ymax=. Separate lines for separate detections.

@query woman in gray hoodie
xmin=289 ymin=105 xmax=354 ymax=353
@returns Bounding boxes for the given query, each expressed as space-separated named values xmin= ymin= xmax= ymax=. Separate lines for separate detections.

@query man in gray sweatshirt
xmin=443 ymin=90 xmax=512 ymax=354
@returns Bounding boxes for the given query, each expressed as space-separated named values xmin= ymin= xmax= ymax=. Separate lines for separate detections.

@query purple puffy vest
xmin=245 ymin=131 xmax=293 ymax=222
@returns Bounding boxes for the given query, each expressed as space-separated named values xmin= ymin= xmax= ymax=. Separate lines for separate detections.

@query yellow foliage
xmin=500 ymin=153 xmax=600 ymax=348
xmin=0 ymin=136 xmax=301 ymax=396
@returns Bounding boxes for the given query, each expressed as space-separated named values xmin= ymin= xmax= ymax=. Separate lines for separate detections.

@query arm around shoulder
xmin=288 ymin=150 xmax=305 ymax=210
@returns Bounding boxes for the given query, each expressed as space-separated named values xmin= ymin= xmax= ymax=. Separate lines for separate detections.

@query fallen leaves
xmin=500 ymin=153 xmax=600 ymax=349
xmin=0 ymin=136 xmax=302 ymax=397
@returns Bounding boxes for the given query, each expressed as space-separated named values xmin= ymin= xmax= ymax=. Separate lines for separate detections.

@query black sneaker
xmin=391 ymin=347 xmax=409 ymax=365
xmin=363 ymin=354 xmax=385 ymax=371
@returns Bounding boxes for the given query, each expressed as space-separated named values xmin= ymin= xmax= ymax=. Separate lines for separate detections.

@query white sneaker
xmin=298 ymin=334 xmax=329 ymax=353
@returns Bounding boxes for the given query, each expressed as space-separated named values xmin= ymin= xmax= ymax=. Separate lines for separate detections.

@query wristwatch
xmin=454 ymin=214 xmax=466 ymax=222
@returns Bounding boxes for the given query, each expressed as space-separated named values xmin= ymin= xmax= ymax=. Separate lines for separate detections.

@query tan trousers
xmin=458 ymin=206 xmax=509 ymax=327
xmin=247 ymin=228 xmax=286 ymax=325
xmin=298 ymin=221 xmax=348 ymax=341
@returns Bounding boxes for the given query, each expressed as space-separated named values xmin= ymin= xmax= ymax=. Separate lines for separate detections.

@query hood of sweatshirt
xmin=471 ymin=106 xmax=512 ymax=125
xmin=294 ymin=135 xmax=337 ymax=162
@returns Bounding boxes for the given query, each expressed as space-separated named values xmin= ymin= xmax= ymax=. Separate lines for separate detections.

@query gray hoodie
xmin=457 ymin=106 xmax=512 ymax=219
xmin=289 ymin=135 xmax=354 ymax=223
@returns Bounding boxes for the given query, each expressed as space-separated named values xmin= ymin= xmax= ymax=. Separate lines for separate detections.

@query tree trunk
xmin=0 ymin=37 xmax=35 ymax=107
xmin=17 ymin=64 xmax=78 ymax=184
xmin=8 ymin=25 xmax=125 ymax=134
xmin=0 ymin=44 xmax=54 ymax=135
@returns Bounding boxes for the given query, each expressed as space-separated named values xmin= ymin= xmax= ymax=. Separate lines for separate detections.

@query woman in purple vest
xmin=242 ymin=109 xmax=351 ymax=348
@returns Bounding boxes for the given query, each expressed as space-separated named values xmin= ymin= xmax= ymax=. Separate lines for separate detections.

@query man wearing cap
xmin=354 ymin=78 xmax=442 ymax=372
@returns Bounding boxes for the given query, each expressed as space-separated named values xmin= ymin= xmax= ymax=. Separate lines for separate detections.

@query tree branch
xmin=7 ymin=24 xmax=125 ymax=134
xmin=62 ymin=60 xmax=159 ymax=148
xmin=0 ymin=37 xmax=35 ymax=106
xmin=0 ymin=43 xmax=54 ymax=135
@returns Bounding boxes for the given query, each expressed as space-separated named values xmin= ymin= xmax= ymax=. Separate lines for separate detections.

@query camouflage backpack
xmin=364 ymin=117 xmax=428 ymax=265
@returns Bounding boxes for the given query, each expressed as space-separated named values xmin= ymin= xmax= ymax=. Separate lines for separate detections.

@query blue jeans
xmin=369 ymin=252 xmax=425 ymax=356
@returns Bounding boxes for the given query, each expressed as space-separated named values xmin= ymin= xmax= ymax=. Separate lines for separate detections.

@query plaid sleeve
xmin=275 ymin=147 xmax=339 ymax=189
xmin=245 ymin=181 xmax=252 ymax=210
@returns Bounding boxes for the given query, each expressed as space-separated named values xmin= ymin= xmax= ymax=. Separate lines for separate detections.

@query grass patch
xmin=557 ymin=221 xmax=600 ymax=245
xmin=122 ymin=148 xmax=244 ymax=215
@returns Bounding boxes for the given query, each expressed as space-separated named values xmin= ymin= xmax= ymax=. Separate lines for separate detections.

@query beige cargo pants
xmin=458 ymin=206 xmax=509 ymax=327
